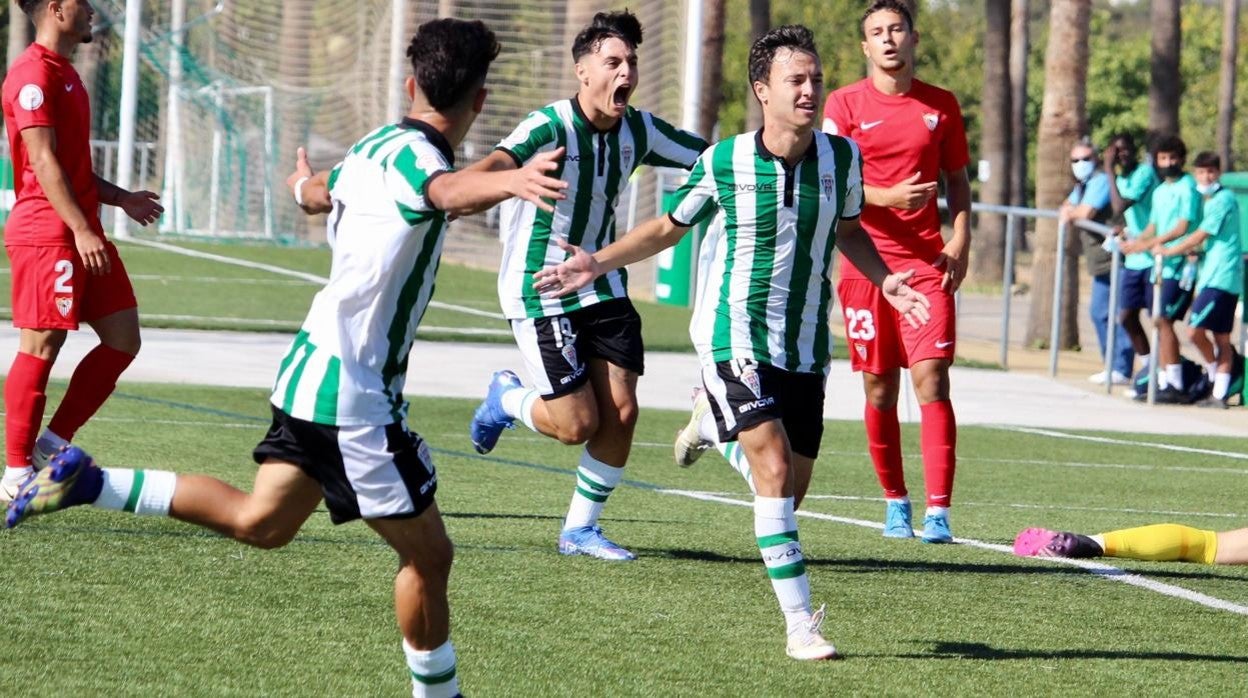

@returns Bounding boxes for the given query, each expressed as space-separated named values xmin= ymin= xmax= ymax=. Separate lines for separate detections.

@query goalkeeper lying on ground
xmin=1014 ymin=524 xmax=1248 ymax=565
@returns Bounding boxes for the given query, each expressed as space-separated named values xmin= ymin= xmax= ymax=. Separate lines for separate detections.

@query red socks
xmin=5 ymin=352 xmax=53 ymax=466
xmin=919 ymin=399 xmax=957 ymax=507
xmin=864 ymin=403 xmax=907 ymax=499
xmin=48 ymin=345 xmax=135 ymax=442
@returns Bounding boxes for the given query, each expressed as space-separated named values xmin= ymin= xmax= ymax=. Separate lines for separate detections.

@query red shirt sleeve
xmin=6 ymin=60 xmax=58 ymax=131
xmin=939 ymin=91 xmax=970 ymax=173
xmin=822 ymin=91 xmax=849 ymax=136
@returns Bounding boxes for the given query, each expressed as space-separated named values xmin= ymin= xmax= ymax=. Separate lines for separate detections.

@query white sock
xmin=754 ymin=495 xmax=812 ymax=635
xmin=2 ymin=465 xmax=33 ymax=484
xmin=926 ymin=505 xmax=949 ymax=518
xmin=697 ymin=408 xmax=718 ymax=443
xmin=35 ymin=429 xmax=68 ymax=454
xmin=718 ymin=441 xmax=756 ymax=494
xmin=403 ymin=639 xmax=458 ymax=698
xmin=93 ymin=469 xmax=177 ymax=515
xmin=1164 ymin=363 xmax=1183 ymax=390
xmin=1213 ymin=372 xmax=1232 ymax=400
xmin=563 ymin=449 xmax=624 ymax=530
xmin=1091 ymin=533 xmax=1106 ymax=550
xmin=500 ymin=386 xmax=540 ymax=432
xmin=1206 ymin=363 xmax=1218 ymax=380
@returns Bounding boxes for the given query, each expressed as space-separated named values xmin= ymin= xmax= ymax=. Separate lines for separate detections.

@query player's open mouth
xmin=612 ymin=85 xmax=631 ymax=108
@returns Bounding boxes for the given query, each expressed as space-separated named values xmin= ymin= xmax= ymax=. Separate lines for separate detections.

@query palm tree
xmin=698 ymin=0 xmax=727 ymax=139
xmin=7 ymin=8 xmax=32 ymax=72
xmin=971 ymin=0 xmax=1011 ymax=284
xmin=1009 ymin=0 xmax=1029 ymax=210
xmin=279 ymin=0 xmax=315 ymax=237
xmin=1025 ymin=0 xmax=1089 ymax=350
xmin=1148 ymin=0 xmax=1181 ymax=137
xmin=1216 ymin=0 xmax=1239 ymax=170
xmin=744 ymin=0 xmax=769 ymax=131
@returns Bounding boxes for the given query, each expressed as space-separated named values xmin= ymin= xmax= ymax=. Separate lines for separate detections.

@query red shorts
xmin=837 ymin=274 xmax=955 ymax=373
xmin=6 ymin=242 xmax=137 ymax=330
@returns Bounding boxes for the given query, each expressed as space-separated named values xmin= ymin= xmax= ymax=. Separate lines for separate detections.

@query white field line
xmin=1000 ymin=426 xmax=1248 ymax=461
xmin=0 ymin=268 xmax=310 ymax=286
xmin=119 ymin=237 xmax=506 ymax=321
xmin=661 ymin=489 xmax=1248 ymax=617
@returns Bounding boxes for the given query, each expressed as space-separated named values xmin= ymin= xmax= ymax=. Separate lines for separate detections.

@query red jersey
xmin=2 ymin=42 xmax=101 ymax=246
xmin=822 ymin=77 xmax=968 ymax=279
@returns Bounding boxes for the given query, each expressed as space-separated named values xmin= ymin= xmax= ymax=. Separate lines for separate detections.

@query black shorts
xmin=1119 ymin=268 xmax=1153 ymax=312
xmin=1158 ymin=279 xmax=1193 ymax=320
xmin=252 ymin=405 xmax=437 ymax=525
xmin=510 ymin=298 xmax=645 ymax=398
xmin=1189 ymin=288 xmax=1239 ymax=334
xmin=701 ymin=359 xmax=826 ymax=459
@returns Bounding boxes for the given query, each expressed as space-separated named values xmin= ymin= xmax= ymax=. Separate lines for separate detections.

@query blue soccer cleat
xmin=920 ymin=511 xmax=953 ymax=544
xmin=5 ymin=446 xmax=103 ymax=529
xmin=882 ymin=499 xmax=914 ymax=538
xmin=469 ymin=370 xmax=524 ymax=454
xmin=557 ymin=525 xmax=636 ymax=561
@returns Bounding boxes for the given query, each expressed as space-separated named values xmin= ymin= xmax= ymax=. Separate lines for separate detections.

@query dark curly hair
xmin=748 ymin=24 xmax=818 ymax=86
xmin=406 ymin=19 xmax=501 ymax=111
xmin=571 ymin=10 xmax=643 ymax=62
xmin=861 ymin=0 xmax=915 ymax=37
xmin=1152 ymin=133 xmax=1187 ymax=161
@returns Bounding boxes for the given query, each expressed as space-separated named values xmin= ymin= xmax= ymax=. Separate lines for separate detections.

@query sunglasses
xmin=1070 ymin=156 xmax=1094 ymax=163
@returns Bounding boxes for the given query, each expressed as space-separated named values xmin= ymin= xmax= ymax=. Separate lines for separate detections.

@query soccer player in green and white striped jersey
xmin=6 ymin=20 xmax=568 ymax=697
xmin=468 ymin=10 xmax=708 ymax=562
xmin=535 ymin=26 xmax=930 ymax=660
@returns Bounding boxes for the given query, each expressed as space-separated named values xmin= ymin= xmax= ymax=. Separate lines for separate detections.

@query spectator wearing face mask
xmin=1060 ymin=138 xmax=1134 ymax=385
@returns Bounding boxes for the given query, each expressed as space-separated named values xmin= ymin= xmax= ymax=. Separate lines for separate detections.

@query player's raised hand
xmin=532 ymin=238 xmax=599 ymax=298
xmin=881 ymin=269 xmax=931 ymax=328
xmin=287 ymin=146 xmax=314 ymax=194
xmin=889 ymin=172 xmax=937 ymax=210
xmin=510 ymin=147 xmax=569 ymax=213
xmin=120 ymin=190 xmax=163 ymax=226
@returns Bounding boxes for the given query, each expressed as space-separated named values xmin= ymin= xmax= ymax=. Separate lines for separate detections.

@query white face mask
xmin=1196 ymin=182 xmax=1220 ymax=195
xmin=1071 ymin=159 xmax=1095 ymax=182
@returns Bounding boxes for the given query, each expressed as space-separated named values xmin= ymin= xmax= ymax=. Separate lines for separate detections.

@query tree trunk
xmin=279 ymin=0 xmax=316 ymax=238
xmin=1148 ymin=0 xmax=1181 ymax=137
xmin=1026 ymin=0 xmax=1089 ymax=350
xmin=1009 ymin=0 xmax=1029 ymax=210
xmin=1216 ymin=0 xmax=1239 ymax=170
xmin=562 ymin=0 xmax=599 ymax=95
xmin=970 ymin=0 xmax=1011 ymax=285
xmin=7 ymin=10 xmax=32 ymax=72
xmin=744 ymin=0 xmax=769 ymax=131
xmin=698 ymin=0 xmax=726 ymax=140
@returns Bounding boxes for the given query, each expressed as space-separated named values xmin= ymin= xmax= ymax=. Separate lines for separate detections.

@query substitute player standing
xmin=821 ymin=0 xmax=972 ymax=543
xmin=0 ymin=0 xmax=163 ymax=502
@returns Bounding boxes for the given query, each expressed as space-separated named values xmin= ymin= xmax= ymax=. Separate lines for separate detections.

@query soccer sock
xmin=1213 ymin=372 xmax=1232 ymax=400
xmin=47 ymin=345 xmax=135 ymax=442
xmin=1100 ymin=524 xmax=1218 ymax=564
xmin=919 ymin=400 xmax=957 ymax=508
xmin=717 ymin=441 xmax=756 ymax=494
xmin=2 ymin=465 xmax=34 ymax=487
xmin=5 ymin=352 xmax=53 ymax=467
xmin=1164 ymin=363 xmax=1183 ymax=391
xmin=500 ymin=386 xmax=540 ymax=432
xmin=403 ymin=639 xmax=458 ymax=698
xmin=697 ymin=407 xmax=718 ymax=443
xmin=754 ymin=495 xmax=812 ymax=635
xmin=93 ymin=468 xmax=177 ymax=515
xmin=926 ymin=505 xmax=949 ymax=519
xmin=864 ymin=403 xmax=907 ymax=499
xmin=562 ymin=449 xmax=623 ymax=530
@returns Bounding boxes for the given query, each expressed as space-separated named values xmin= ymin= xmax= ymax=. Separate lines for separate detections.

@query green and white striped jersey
xmin=270 ymin=119 xmax=454 ymax=426
xmin=669 ymin=130 xmax=864 ymax=375
xmin=495 ymin=98 xmax=707 ymax=319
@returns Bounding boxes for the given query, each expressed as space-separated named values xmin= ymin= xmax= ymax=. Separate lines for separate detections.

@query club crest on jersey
xmin=55 ymin=296 xmax=73 ymax=318
xmin=620 ymin=144 xmax=633 ymax=168
xmin=922 ymin=113 xmax=939 ymax=131
xmin=741 ymin=365 xmax=763 ymax=399
xmin=561 ymin=343 xmax=578 ymax=370
xmin=821 ymin=173 xmax=835 ymax=201
xmin=855 ymin=343 xmax=867 ymax=360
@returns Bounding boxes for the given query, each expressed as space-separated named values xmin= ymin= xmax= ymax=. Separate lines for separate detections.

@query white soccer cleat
xmin=785 ymin=605 xmax=840 ymax=661
xmin=673 ymin=388 xmax=714 ymax=468
xmin=0 ymin=477 xmax=24 ymax=505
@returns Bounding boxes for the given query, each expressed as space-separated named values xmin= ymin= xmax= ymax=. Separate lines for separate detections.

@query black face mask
xmin=1158 ymin=163 xmax=1183 ymax=179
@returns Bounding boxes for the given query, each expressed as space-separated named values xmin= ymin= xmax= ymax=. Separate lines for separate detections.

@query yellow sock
xmin=1101 ymin=524 xmax=1219 ymax=564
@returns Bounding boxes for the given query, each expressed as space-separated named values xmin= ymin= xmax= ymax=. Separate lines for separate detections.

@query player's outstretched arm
xmin=426 ymin=148 xmax=568 ymax=217
xmin=533 ymin=215 xmax=690 ymax=298
xmin=287 ymin=147 xmax=333 ymax=214
xmin=95 ymin=176 xmax=163 ymax=227
xmin=22 ymin=126 xmax=109 ymax=274
xmin=834 ymin=219 xmax=930 ymax=328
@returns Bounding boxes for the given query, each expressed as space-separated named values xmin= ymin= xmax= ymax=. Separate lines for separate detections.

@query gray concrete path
xmin=4 ymin=326 xmax=1241 ymax=437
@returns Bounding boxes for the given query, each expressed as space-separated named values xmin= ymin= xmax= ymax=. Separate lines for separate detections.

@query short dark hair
xmin=571 ymin=10 xmax=643 ymax=62
xmin=1109 ymin=132 xmax=1137 ymax=151
xmin=406 ymin=19 xmax=500 ymax=111
xmin=19 ymin=0 xmax=47 ymax=18
xmin=1152 ymin=133 xmax=1187 ymax=160
xmin=1193 ymin=151 xmax=1221 ymax=170
xmin=748 ymin=25 xmax=819 ymax=85
xmin=862 ymin=0 xmax=915 ymax=37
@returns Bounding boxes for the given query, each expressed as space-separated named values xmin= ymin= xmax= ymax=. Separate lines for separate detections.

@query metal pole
xmin=160 ymin=0 xmax=187 ymax=234
xmin=999 ymin=214 xmax=1017 ymax=369
xmin=1103 ymin=244 xmax=1122 ymax=394
xmin=1147 ymin=253 xmax=1164 ymax=405
xmin=112 ymin=0 xmax=143 ymax=239
xmin=208 ymin=85 xmax=223 ymax=237
xmin=681 ymin=0 xmax=704 ymax=133
xmin=386 ymin=0 xmax=409 ymax=123
xmin=1048 ymin=220 xmax=1067 ymax=377
xmin=263 ymin=86 xmax=275 ymax=238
